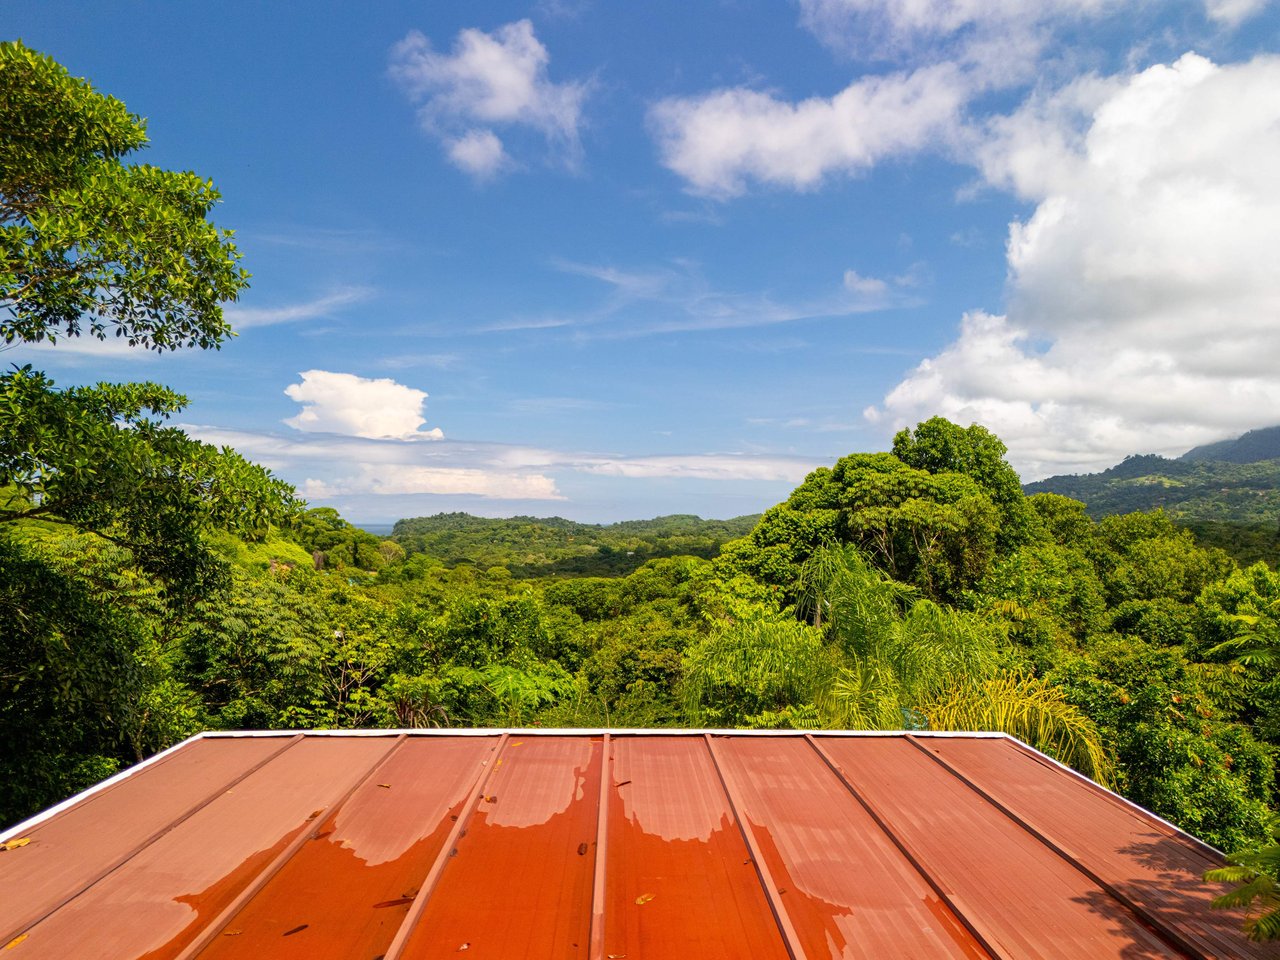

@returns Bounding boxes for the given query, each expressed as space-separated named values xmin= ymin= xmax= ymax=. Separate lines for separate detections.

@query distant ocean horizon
xmin=356 ymin=523 xmax=396 ymax=537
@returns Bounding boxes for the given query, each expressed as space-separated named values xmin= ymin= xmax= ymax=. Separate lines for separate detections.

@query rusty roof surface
xmin=1 ymin=730 xmax=1276 ymax=960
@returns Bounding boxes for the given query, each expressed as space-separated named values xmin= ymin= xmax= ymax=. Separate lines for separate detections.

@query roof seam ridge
xmin=803 ymin=734 xmax=1007 ymax=960
xmin=587 ymin=732 xmax=611 ymax=960
xmin=905 ymin=735 xmax=1211 ymax=960
xmin=170 ymin=733 xmax=409 ymax=960
xmin=703 ymin=733 xmax=808 ymax=960
xmin=0 ymin=733 xmax=305 ymax=949
xmin=382 ymin=732 xmax=512 ymax=960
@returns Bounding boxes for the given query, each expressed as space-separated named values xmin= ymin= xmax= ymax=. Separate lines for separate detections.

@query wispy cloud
xmin=541 ymin=258 xmax=920 ymax=338
xmin=225 ymin=287 xmax=371 ymax=330
xmin=182 ymin=422 xmax=821 ymax=508
xmin=377 ymin=352 xmax=461 ymax=371
xmin=3 ymin=334 xmax=156 ymax=362
xmin=506 ymin=396 xmax=614 ymax=414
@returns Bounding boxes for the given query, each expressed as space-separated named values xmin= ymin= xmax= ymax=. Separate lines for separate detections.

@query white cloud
xmin=182 ymin=423 xmax=817 ymax=508
xmin=224 ymin=287 xmax=370 ymax=330
xmin=871 ymin=53 xmax=1280 ymax=478
xmin=446 ymin=129 xmax=509 ymax=178
xmin=389 ymin=20 xmax=587 ymax=176
xmin=653 ymin=0 xmax=1268 ymax=200
xmin=1203 ymin=0 xmax=1272 ymax=25
xmin=649 ymin=63 xmax=966 ymax=198
xmin=843 ymin=270 xmax=889 ymax=295
xmin=796 ymin=0 xmax=1113 ymax=57
xmin=576 ymin=454 xmax=818 ymax=482
xmin=283 ymin=370 xmax=445 ymax=440
xmin=184 ymin=427 xmax=565 ymax=502
xmin=313 ymin=464 xmax=563 ymax=500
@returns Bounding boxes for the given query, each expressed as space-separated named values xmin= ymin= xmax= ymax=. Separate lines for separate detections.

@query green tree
xmin=892 ymin=417 xmax=1033 ymax=549
xmin=0 ymin=41 xmax=295 ymax=583
xmin=1 ymin=40 xmax=247 ymax=350
xmin=0 ymin=367 xmax=296 ymax=594
xmin=730 ymin=449 xmax=1003 ymax=602
xmin=0 ymin=42 xmax=295 ymax=825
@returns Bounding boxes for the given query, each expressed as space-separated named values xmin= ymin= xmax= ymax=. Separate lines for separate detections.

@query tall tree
xmin=1 ymin=40 xmax=247 ymax=350
xmin=0 ymin=40 xmax=295 ymax=593
xmin=0 ymin=41 xmax=294 ymax=825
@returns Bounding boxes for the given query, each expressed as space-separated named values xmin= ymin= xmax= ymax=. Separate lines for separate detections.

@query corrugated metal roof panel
xmin=713 ymin=734 xmax=989 ymax=958
xmin=0 ymin=735 xmax=293 ymax=946
xmin=602 ymin=735 xmax=789 ymax=960
xmin=928 ymin=735 xmax=1258 ymax=959
xmin=1 ymin=730 xmax=1276 ymax=960
xmin=818 ymin=735 xmax=1177 ymax=958
xmin=396 ymin=734 xmax=602 ymax=959
xmin=191 ymin=735 xmax=494 ymax=960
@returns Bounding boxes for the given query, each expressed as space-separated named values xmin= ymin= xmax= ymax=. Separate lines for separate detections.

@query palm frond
xmin=922 ymin=671 xmax=1113 ymax=786
xmin=821 ymin=661 xmax=904 ymax=731
xmin=1206 ymin=817 xmax=1280 ymax=942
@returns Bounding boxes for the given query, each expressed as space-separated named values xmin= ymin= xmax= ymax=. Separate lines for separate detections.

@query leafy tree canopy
xmin=0 ymin=40 xmax=247 ymax=350
xmin=0 ymin=366 xmax=297 ymax=591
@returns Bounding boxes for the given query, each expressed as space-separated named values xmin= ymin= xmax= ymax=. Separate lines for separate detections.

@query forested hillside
xmin=390 ymin=512 xmax=759 ymax=577
xmin=1026 ymin=428 xmax=1280 ymax=527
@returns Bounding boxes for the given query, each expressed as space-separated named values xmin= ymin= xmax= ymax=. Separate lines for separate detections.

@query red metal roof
xmin=1 ymin=730 xmax=1275 ymax=959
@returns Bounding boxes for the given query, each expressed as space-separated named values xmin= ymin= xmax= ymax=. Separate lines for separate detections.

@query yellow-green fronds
xmin=922 ymin=671 xmax=1113 ymax=786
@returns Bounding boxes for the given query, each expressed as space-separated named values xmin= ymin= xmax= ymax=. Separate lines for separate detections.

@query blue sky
xmin=8 ymin=1 xmax=1280 ymax=523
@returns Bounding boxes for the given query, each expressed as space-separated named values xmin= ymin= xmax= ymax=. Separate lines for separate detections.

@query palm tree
xmin=756 ymin=544 xmax=1111 ymax=783
xmin=1206 ymin=815 xmax=1280 ymax=942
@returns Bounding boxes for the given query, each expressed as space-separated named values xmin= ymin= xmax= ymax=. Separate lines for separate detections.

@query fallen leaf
xmin=457 ymin=943 xmax=470 ymax=951
xmin=222 ymin=930 xmax=243 ymax=937
xmin=0 ymin=838 xmax=31 ymax=852
xmin=616 ymin=780 xmax=632 ymax=787
xmin=306 ymin=809 xmax=324 ymax=821
xmin=577 ymin=842 xmax=589 ymax=856
xmin=372 ymin=897 xmax=415 ymax=909
xmin=608 ymin=954 xmax=628 ymax=958
xmin=4 ymin=934 xmax=28 ymax=950
xmin=282 ymin=924 xmax=308 ymax=937
xmin=635 ymin=893 xmax=655 ymax=905
xmin=377 ymin=783 xmax=392 ymax=789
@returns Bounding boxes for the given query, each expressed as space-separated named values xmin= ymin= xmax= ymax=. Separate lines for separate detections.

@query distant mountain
xmin=1181 ymin=425 xmax=1280 ymax=464
xmin=390 ymin=512 xmax=760 ymax=578
xmin=1024 ymin=427 xmax=1280 ymax=564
